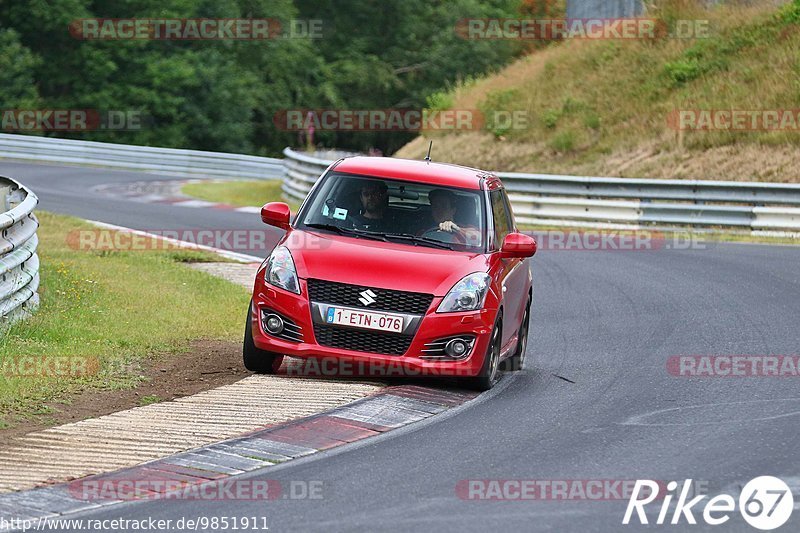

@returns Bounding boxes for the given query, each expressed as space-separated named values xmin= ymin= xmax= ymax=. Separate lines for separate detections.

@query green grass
xmin=182 ymin=179 xmax=298 ymax=209
xmin=397 ymin=0 xmax=800 ymax=180
xmin=139 ymin=395 xmax=163 ymax=406
xmin=489 ymin=1 xmax=800 ymax=152
xmin=0 ymin=212 xmax=250 ymax=427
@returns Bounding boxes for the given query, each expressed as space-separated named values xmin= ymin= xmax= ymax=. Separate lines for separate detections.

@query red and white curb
xmin=92 ymin=180 xmax=262 ymax=214
xmin=0 ymin=386 xmax=477 ymax=525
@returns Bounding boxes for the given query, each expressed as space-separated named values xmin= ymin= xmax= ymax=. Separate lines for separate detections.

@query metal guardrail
xmin=281 ymin=147 xmax=800 ymax=231
xmin=567 ymin=0 xmax=644 ymax=19
xmin=0 ymin=176 xmax=39 ymax=324
xmin=0 ymin=133 xmax=283 ymax=180
xmin=281 ymin=148 xmax=338 ymax=202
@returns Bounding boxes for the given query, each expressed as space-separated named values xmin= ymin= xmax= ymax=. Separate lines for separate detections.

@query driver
xmin=422 ymin=189 xmax=481 ymax=245
xmin=351 ymin=180 xmax=396 ymax=231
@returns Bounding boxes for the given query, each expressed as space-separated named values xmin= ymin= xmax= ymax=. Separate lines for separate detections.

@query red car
xmin=244 ymin=156 xmax=536 ymax=390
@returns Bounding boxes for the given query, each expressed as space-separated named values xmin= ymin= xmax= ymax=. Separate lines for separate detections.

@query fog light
xmin=265 ymin=314 xmax=284 ymax=334
xmin=445 ymin=338 xmax=468 ymax=358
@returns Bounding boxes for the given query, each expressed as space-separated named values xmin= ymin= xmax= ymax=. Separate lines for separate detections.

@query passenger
xmin=351 ymin=180 xmax=396 ymax=231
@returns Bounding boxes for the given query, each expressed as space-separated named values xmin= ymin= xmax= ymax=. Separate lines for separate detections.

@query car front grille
xmin=313 ymin=324 xmax=413 ymax=356
xmin=307 ymin=279 xmax=433 ymax=315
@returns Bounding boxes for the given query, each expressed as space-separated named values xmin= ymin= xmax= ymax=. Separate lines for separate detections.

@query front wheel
xmin=463 ymin=319 xmax=502 ymax=391
xmin=243 ymin=303 xmax=284 ymax=374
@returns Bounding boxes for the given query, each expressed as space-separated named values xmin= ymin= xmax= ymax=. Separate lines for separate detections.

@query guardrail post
xmin=0 ymin=186 xmax=9 ymax=212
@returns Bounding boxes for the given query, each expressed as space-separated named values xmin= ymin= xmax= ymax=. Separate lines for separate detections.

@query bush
xmin=542 ymin=108 xmax=561 ymax=129
xmin=664 ymin=58 xmax=704 ymax=85
xmin=583 ymin=112 xmax=601 ymax=130
xmin=550 ymin=130 xmax=576 ymax=152
xmin=478 ymin=88 xmax=523 ymax=138
xmin=426 ymin=91 xmax=454 ymax=112
xmin=779 ymin=0 xmax=800 ymax=24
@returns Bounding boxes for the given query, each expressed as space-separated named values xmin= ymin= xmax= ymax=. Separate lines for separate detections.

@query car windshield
xmin=297 ymin=172 xmax=486 ymax=251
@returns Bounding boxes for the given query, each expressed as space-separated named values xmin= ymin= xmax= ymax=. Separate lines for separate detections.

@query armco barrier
xmin=2 ymin=135 xmax=797 ymax=232
xmin=0 ymin=133 xmax=283 ymax=180
xmin=281 ymin=148 xmax=800 ymax=232
xmin=0 ymin=176 xmax=39 ymax=324
xmin=281 ymin=147 xmax=338 ymax=202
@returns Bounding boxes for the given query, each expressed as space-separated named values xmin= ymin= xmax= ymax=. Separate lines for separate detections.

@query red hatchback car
xmin=244 ymin=156 xmax=536 ymax=390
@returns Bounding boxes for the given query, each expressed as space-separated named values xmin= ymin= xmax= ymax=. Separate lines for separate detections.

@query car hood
xmin=282 ymin=229 xmax=489 ymax=296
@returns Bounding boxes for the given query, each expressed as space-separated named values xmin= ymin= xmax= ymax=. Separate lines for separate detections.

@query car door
xmin=488 ymin=187 xmax=526 ymax=349
xmin=501 ymin=188 xmax=530 ymax=336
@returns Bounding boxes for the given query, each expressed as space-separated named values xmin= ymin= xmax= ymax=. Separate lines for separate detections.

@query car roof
xmin=331 ymin=156 xmax=495 ymax=190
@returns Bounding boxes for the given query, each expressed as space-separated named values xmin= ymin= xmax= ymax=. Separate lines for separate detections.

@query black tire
xmin=502 ymin=297 xmax=531 ymax=372
xmin=463 ymin=316 xmax=502 ymax=391
xmin=243 ymin=303 xmax=284 ymax=374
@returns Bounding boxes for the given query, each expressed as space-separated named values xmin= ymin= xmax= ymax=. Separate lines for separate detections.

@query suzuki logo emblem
xmin=358 ymin=289 xmax=377 ymax=306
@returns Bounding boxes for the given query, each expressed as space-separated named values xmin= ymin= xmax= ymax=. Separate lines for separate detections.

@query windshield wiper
xmin=379 ymin=232 xmax=454 ymax=250
xmin=305 ymin=224 xmax=453 ymax=248
xmin=304 ymin=223 xmax=387 ymax=242
xmin=304 ymin=222 xmax=347 ymax=234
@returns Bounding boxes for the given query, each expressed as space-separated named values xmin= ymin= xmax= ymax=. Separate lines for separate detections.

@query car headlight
xmin=437 ymin=273 xmax=491 ymax=313
xmin=264 ymin=246 xmax=300 ymax=294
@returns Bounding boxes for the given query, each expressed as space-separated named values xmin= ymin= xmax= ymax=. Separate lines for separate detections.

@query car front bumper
xmin=250 ymin=278 xmax=497 ymax=379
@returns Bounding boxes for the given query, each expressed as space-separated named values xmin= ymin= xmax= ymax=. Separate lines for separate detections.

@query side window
xmin=502 ymin=189 xmax=516 ymax=231
xmin=490 ymin=189 xmax=512 ymax=249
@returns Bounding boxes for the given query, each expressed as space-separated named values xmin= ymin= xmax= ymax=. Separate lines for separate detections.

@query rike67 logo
xmin=623 ymin=477 xmax=794 ymax=530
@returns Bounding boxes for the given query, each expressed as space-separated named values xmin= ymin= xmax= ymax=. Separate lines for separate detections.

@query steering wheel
xmin=420 ymin=227 xmax=460 ymax=244
xmin=346 ymin=214 xmax=365 ymax=229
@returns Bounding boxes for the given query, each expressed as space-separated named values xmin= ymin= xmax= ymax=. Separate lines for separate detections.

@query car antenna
xmin=424 ymin=141 xmax=433 ymax=163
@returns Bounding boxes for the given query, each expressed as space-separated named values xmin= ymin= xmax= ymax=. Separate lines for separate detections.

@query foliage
xmin=0 ymin=0 xmax=522 ymax=155
xmin=478 ymin=88 xmax=522 ymax=137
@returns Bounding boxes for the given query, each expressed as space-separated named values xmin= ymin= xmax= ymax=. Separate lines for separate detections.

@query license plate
xmin=325 ymin=307 xmax=404 ymax=333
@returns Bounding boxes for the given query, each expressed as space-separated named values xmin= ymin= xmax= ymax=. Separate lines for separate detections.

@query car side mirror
xmin=261 ymin=202 xmax=291 ymax=230
xmin=500 ymin=232 xmax=537 ymax=258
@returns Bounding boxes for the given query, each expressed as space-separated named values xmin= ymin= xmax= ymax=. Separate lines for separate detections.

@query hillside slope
xmin=397 ymin=0 xmax=800 ymax=182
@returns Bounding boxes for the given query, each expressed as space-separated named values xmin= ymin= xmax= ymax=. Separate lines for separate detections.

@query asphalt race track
xmin=0 ymin=161 xmax=279 ymax=257
xmin=3 ymin=161 xmax=799 ymax=532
